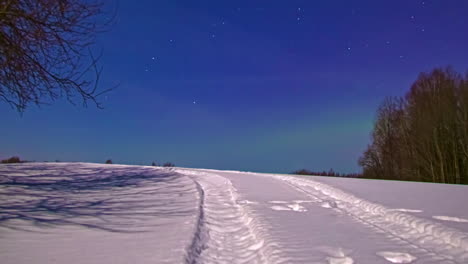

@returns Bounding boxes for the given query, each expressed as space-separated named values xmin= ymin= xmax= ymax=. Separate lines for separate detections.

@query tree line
xmin=0 ymin=157 xmax=176 ymax=167
xmin=292 ymin=168 xmax=362 ymax=178
xmin=359 ymin=67 xmax=468 ymax=184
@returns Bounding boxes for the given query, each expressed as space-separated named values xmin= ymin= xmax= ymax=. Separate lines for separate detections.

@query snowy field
xmin=1 ymin=163 xmax=468 ymax=264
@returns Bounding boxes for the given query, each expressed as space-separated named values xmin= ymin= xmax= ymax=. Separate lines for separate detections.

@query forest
xmin=359 ymin=67 xmax=468 ymax=184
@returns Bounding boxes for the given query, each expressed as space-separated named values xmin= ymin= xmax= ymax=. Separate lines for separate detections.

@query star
xmin=399 ymin=55 xmax=405 ymax=59
xmin=298 ymin=7 xmax=301 ymax=11
xmin=211 ymin=34 xmax=216 ymax=38
xmin=193 ymin=101 xmax=196 ymax=104
xmin=421 ymin=28 xmax=425 ymax=32
xmin=169 ymin=39 xmax=173 ymax=43
xmin=222 ymin=21 xmax=225 ymax=25
xmin=386 ymin=41 xmax=391 ymax=45
xmin=152 ymin=57 xmax=156 ymax=60
xmin=297 ymin=17 xmax=301 ymax=21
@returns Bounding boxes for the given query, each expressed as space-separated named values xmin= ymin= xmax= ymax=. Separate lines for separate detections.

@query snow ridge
xmin=177 ymin=169 xmax=278 ymax=264
xmin=267 ymin=174 xmax=468 ymax=263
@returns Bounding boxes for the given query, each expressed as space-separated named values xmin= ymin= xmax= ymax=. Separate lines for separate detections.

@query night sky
xmin=2 ymin=0 xmax=468 ymax=173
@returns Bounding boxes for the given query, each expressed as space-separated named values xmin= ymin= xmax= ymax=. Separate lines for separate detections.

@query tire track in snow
xmin=177 ymin=169 xmax=279 ymax=264
xmin=184 ymin=180 xmax=208 ymax=264
xmin=265 ymin=174 xmax=468 ymax=263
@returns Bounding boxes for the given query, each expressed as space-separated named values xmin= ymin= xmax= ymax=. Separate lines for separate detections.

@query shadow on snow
xmin=0 ymin=163 xmax=196 ymax=234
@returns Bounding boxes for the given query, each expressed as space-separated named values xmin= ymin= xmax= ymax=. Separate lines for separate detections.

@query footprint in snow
xmin=376 ymin=251 xmax=417 ymax=263
xmin=270 ymin=205 xmax=291 ymax=211
xmin=315 ymin=246 xmax=354 ymax=264
xmin=288 ymin=203 xmax=307 ymax=212
xmin=320 ymin=200 xmax=338 ymax=209
xmin=388 ymin=208 xmax=423 ymax=213
xmin=293 ymin=199 xmax=317 ymax=203
xmin=270 ymin=203 xmax=307 ymax=212
xmin=269 ymin=200 xmax=316 ymax=204
xmin=432 ymin=215 xmax=468 ymax=223
xmin=268 ymin=201 xmax=289 ymax=204
xmin=237 ymin=200 xmax=258 ymax=205
xmin=327 ymin=256 xmax=354 ymax=264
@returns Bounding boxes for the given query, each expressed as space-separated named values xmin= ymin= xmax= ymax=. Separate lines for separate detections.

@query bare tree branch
xmin=0 ymin=0 xmax=118 ymax=114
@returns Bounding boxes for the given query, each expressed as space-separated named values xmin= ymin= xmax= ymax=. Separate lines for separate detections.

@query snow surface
xmin=1 ymin=163 xmax=468 ymax=264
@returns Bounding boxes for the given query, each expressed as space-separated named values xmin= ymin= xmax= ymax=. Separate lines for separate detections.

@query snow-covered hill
xmin=1 ymin=163 xmax=468 ymax=263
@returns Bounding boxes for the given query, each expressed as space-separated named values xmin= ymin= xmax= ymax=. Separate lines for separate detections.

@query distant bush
xmin=293 ymin=169 xmax=314 ymax=175
xmin=151 ymin=161 xmax=157 ymax=166
xmin=105 ymin=159 xmax=113 ymax=164
xmin=1 ymin=156 xmax=21 ymax=164
xmin=162 ymin=162 xmax=175 ymax=167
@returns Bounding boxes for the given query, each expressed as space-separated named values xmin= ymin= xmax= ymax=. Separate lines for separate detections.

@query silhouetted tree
xmin=105 ymin=159 xmax=112 ymax=164
xmin=0 ymin=0 xmax=116 ymax=113
xmin=292 ymin=169 xmax=313 ymax=175
xmin=1 ymin=156 xmax=21 ymax=163
xmin=458 ymin=72 xmax=468 ymax=183
xmin=359 ymin=67 xmax=468 ymax=184
xmin=359 ymin=97 xmax=407 ymax=180
xmin=162 ymin=162 xmax=175 ymax=167
xmin=406 ymin=67 xmax=465 ymax=183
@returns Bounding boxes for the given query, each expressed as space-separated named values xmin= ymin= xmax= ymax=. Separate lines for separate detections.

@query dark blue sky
xmin=2 ymin=0 xmax=468 ymax=173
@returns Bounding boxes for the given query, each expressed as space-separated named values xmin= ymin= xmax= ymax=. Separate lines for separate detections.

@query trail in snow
xmin=258 ymin=173 xmax=468 ymax=263
xmin=176 ymin=169 xmax=276 ymax=264
xmin=203 ymin=169 xmax=468 ymax=264
xmin=307 ymin=175 xmax=468 ymax=233
xmin=205 ymin=170 xmax=363 ymax=263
